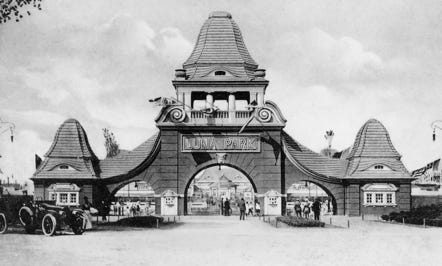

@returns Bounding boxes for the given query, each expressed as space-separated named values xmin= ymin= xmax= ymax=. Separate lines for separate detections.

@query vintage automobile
xmin=0 ymin=195 xmax=33 ymax=234
xmin=18 ymin=201 xmax=87 ymax=236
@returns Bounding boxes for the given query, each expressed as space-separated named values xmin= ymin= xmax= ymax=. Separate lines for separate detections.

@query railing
xmin=189 ymin=110 xmax=252 ymax=124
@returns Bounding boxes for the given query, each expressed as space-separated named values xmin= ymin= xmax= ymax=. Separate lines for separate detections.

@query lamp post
xmin=0 ymin=118 xmax=15 ymax=142
xmin=431 ymin=120 xmax=442 ymax=141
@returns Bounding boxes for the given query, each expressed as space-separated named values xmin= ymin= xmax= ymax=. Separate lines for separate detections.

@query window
xmin=269 ymin=197 xmax=278 ymax=205
xmin=165 ymin=197 xmax=175 ymax=206
xmin=59 ymin=193 xmax=68 ymax=204
xmin=374 ymin=165 xmax=384 ymax=170
xmin=59 ymin=165 xmax=69 ymax=170
xmin=214 ymin=71 xmax=226 ymax=76
xmin=70 ymin=193 xmax=77 ymax=204
xmin=362 ymin=183 xmax=397 ymax=206
xmin=375 ymin=193 xmax=384 ymax=204
xmin=386 ymin=193 xmax=393 ymax=204
xmin=50 ymin=193 xmax=57 ymax=201
xmin=366 ymin=193 xmax=372 ymax=204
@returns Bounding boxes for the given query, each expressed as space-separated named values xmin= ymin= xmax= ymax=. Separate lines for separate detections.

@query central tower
xmin=156 ymin=11 xmax=286 ymax=130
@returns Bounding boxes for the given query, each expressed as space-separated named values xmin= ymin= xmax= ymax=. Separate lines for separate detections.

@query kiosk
xmin=263 ymin=190 xmax=282 ymax=216
xmin=161 ymin=190 xmax=178 ymax=216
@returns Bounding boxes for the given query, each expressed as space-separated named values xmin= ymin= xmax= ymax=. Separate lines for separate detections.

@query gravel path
xmin=1 ymin=215 xmax=441 ymax=266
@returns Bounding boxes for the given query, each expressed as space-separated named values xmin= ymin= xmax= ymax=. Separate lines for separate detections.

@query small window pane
xmin=386 ymin=193 xmax=393 ymax=204
xmin=59 ymin=193 xmax=68 ymax=203
xmin=375 ymin=193 xmax=383 ymax=204
xmin=366 ymin=193 xmax=372 ymax=203
xmin=70 ymin=193 xmax=77 ymax=204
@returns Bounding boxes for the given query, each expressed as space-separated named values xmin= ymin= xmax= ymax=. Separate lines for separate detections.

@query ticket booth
xmin=263 ymin=190 xmax=282 ymax=216
xmin=161 ymin=190 xmax=178 ymax=216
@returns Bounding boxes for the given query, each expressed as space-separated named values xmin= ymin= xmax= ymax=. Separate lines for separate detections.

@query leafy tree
xmin=1 ymin=0 xmax=43 ymax=24
xmin=103 ymin=128 xmax=120 ymax=158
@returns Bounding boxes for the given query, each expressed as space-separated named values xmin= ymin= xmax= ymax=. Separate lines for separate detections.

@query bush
xmin=113 ymin=216 xmax=163 ymax=227
xmin=276 ymin=216 xmax=325 ymax=227
xmin=381 ymin=204 xmax=442 ymax=227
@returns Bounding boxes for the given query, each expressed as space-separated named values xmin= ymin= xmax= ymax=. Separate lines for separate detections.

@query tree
xmin=0 ymin=0 xmax=43 ymax=24
xmin=103 ymin=128 xmax=120 ymax=158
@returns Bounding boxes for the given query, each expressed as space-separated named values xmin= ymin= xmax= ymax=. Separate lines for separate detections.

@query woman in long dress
xmin=82 ymin=196 xmax=93 ymax=229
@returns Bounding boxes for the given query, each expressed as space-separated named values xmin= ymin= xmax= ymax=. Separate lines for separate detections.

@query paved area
xmin=1 ymin=215 xmax=442 ymax=266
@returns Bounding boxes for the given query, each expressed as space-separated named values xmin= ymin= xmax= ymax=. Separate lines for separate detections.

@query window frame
xmin=362 ymin=183 xmax=397 ymax=207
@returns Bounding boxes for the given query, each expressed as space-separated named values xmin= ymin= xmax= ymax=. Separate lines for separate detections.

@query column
xmin=257 ymin=92 xmax=264 ymax=106
xmin=206 ymin=93 xmax=213 ymax=108
xmin=228 ymin=93 xmax=236 ymax=122
xmin=184 ymin=92 xmax=191 ymax=112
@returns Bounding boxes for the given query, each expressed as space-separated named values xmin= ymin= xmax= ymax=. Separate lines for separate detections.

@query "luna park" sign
xmin=181 ymin=134 xmax=260 ymax=152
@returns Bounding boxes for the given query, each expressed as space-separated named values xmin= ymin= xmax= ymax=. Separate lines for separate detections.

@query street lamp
xmin=0 ymin=118 xmax=15 ymax=142
xmin=431 ymin=120 xmax=442 ymax=141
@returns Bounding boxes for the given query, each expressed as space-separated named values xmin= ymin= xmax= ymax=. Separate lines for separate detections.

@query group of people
xmin=221 ymin=198 xmax=261 ymax=220
xmin=293 ymin=198 xmax=332 ymax=221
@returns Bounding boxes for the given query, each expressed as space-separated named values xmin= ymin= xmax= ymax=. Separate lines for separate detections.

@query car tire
xmin=19 ymin=206 xmax=35 ymax=234
xmin=71 ymin=214 xmax=84 ymax=235
xmin=42 ymin=213 xmax=57 ymax=236
xmin=0 ymin=213 xmax=8 ymax=234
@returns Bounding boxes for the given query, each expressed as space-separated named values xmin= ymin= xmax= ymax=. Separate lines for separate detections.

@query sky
xmin=0 ymin=0 xmax=441 ymax=185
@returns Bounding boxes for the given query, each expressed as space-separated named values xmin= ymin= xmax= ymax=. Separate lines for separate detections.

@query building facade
xmin=32 ymin=11 xmax=414 ymax=216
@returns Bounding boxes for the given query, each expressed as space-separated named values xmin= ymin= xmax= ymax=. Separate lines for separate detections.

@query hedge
xmin=381 ymin=204 xmax=442 ymax=227
xmin=276 ymin=216 xmax=325 ymax=227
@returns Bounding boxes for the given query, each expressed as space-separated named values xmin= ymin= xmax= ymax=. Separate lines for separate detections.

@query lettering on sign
xmin=182 ymin=134 xmax=260 ymax=152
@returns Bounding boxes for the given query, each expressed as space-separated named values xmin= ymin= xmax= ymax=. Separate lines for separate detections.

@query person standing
xmin=312 ymin=198 xmax=321 ymax=221
xmin=303 ymin=201 xmax=311 ymax=219
xmin=239 ymin=198 xmax=246 ymax=220
xmin=294 ymin=199 xmax=302 ymax=218
xmin=81 ymin=196 xmax=93 ymax=229
xmin=255 ymin=201 xmax=261 ymax=216
xmin=224 ymin=199 xmax=230 ymax=216
xmin=247 ymin=202 xmax=254 ymax=216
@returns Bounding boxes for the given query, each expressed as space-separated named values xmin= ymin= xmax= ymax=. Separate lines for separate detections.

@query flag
xmin=35 ymin=154 xmax=42 ymax=169
xmin=412 ymin=158 xmax=441 ymax=177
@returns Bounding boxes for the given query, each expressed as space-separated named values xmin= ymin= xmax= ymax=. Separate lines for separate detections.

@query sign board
xmin=182 ymin=134 xmax=260 ymax=153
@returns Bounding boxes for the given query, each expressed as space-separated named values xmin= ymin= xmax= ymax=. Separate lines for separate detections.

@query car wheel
xmin=72 ymin=215 xmax=85 ymax=235
xmin=0 ymin=213 xmax=8 ymax=234
xmin=19 ymin=206 xmax=35 ymax=233
xmin=19 ymin=207 xmax=33 ymax=226
xmin=42 ymin=213 xmax=57 ymax=236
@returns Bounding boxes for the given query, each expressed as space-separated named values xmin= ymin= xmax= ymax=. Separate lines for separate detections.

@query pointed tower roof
xmin=345 ymin=119 xmax=411 ymax=179
xmin=182 ymin=11 xmax=259 ymax=80
xmin=44 ymin=118 xmax=97 ymax=159
xmin=33 ymin=119 xmax=99 ymax=180
xmin=348 ymin=119 xmax=401 ymax=159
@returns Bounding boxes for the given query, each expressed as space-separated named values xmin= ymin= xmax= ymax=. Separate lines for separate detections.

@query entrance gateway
xmin=32 ymin=11 xmax=414 ymax=217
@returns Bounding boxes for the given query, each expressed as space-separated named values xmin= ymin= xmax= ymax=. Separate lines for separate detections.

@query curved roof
xmin=99 ymin=132 xmax=160 ymax=179
xmin=44 ymin=118 xmax=97 ymax=159
xmin=34 ymin=118 xmax=98 ymax=179
xmin=348 ymin=119 xmax=401 ymax=159
xmin=345 ymin=119 xmax=411 ymax=178
xmin=282 ymin=131 xmax=348 ymax=179
xmin=183 ymin=11 xmax=259 ymax=79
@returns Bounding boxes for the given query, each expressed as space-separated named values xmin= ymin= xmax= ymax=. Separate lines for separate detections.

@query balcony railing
xmin=189 ymin=110 xmax=252 ymax=124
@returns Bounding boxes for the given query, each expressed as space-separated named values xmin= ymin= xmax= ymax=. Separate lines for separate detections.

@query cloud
xmin=0 ymin=130 xmax=51 ymax=186
xmin=272 ymin=28 xmax=384 ymax=86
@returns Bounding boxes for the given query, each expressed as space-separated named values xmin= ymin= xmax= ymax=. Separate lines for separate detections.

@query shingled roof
xmin=345 ymin=119 xmax=411 ymax=179
xmin=99 ymin=132 xmax=160 ymax=179
xmin=44 ymin=118 xmax=97 ymax=159
xmin=282 ymin=131 xmax=348 ymax=179
xmin=348 ymin=119 xmax=401 ymax=159
xmin=33 ymin=119 xmax=99 ymax=180
xmin=183 ymin=11 xmax=259 ymax=80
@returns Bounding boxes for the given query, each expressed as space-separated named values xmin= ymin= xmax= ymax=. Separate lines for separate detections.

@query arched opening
xmin=109 ymin=181 xmax=156 ymax=217
xmin=286 ymin=181 xmax=337 ymax=216
xmin=184 ymin=165 xmax=257 ymax=215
